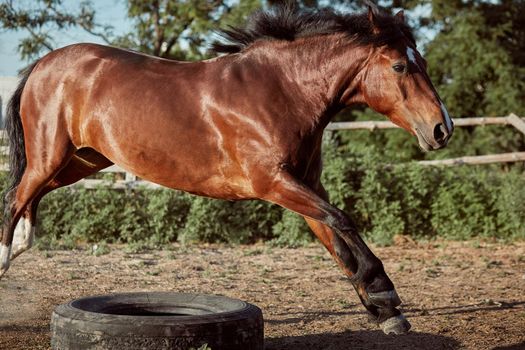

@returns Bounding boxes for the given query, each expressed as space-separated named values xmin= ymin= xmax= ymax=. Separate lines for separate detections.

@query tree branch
xmin=47 ymin=3 xmax=113 ymax=44
xmin=76 ymin=22 xmax=113 ymax=44
xmin=152 ymin=0 xmax=164 ymax=57
xmin=162 ymin=19 xmax=194 ymax=58
xmin=3 ymin=1 xmax=54 ymax=51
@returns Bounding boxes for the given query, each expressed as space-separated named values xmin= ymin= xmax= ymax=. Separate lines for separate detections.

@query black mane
xmin=211 ymin=4 xmax=415 ymax=54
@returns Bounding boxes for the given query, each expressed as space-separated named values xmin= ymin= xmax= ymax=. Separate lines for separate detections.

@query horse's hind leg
xmin=0 ymin=142 xmax=75 ymax=278
xmin=10 ymin=208 xmax=35 ymax=260
xmin=9 ymin=150 xmax=113 ymax=260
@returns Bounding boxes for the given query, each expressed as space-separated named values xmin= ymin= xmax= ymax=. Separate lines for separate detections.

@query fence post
xmin=125 ymin=172 xmax=137 ymax=183
xmin=507 ymin=113 xmax=525 ymax=136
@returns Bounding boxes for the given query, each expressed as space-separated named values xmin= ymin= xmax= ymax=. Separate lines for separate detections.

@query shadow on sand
xmin=265 ymin=300 xmax=525 ymax=327
xmin=264 ymin=299 xmax=525 ymax=350
xmin=493 ymin=343 xmax=525 ymax=350
xmin=265 ymin=329 xmax=459 ymax=350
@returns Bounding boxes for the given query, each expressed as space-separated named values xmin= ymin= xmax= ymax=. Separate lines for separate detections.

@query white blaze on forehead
xmin=406 ymin=47 xmax=423 ymax=72
xmin=406 ymin=47 xmax=417 ymax=64
xmin=440 ymin=100 xmax=453 ymax=131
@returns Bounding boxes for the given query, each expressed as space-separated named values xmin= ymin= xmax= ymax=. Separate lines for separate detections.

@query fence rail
xmin=0 ymin=114 xmax=523 ymax=189
xmin=326 ymin=113 xmax=525 ymax=130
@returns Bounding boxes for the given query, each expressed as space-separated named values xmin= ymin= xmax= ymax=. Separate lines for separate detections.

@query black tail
xmin=4 ymin=61 xmax=39 ymax=205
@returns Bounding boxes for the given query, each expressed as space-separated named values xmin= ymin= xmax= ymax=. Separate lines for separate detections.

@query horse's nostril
xmin=433 ymin=123 xmax=447 ymax=144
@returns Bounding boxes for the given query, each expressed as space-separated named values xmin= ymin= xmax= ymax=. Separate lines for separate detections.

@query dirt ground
xmin=0 ymin=239 xmax=524 ymax=350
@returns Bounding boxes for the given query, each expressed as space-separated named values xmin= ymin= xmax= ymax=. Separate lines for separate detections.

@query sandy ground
xmin=0 ymin=239 xmax=524 ymax=350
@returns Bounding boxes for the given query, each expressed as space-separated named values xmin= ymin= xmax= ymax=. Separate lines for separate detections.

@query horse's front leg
xmin=262 ymin=171 xmax=410 ymax=334
xmin=305 ymin=211 xmax=409 ymax=334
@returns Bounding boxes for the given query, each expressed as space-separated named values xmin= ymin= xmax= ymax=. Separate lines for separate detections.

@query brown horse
xmin=1 ymin=5 xmax=452 ymax=334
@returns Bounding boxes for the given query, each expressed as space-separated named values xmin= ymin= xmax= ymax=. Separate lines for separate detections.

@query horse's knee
xmin=327 ymin=212 xmax=383 ymax=281
xmin=324 ymin=208 xmax=400 ymax=307
xmin=325 ymin=209 xmax=355 ymax=233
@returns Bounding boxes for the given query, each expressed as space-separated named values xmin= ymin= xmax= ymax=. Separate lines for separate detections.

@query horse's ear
xmin=395 ymin=10 xmax=405 ymax=23
xmin=367 ymin=5 xmax=380 ymax=34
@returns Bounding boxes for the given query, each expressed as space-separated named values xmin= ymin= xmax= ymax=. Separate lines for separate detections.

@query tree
xmin=425 ymin=0 xmax=525 ymax=117
xmin=113 ymin=0 xmax=261 ymax=60
xmin=0 ymin=0 xmax=367 ymax=62
xmin=0 ymin=0 xmax=112 ymax=60
xmin=114 ymin=0 xmax=356 ymax=60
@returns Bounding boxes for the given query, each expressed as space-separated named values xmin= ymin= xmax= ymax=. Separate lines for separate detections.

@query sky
xmin=0 ymin=0 xmax=132 ymax=76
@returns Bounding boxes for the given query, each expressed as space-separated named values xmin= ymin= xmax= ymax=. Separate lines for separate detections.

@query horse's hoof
xmin=368 ymin=290 xmax=402 ymax=308
xmin=380 ymin=314 xmax=411 ymax=335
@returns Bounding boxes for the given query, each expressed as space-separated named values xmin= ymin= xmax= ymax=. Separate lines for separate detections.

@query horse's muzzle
xmin=416 ymin=122 xmax=453 ymax=151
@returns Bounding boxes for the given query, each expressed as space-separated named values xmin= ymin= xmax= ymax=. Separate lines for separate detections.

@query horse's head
xmin=357 ymin=8 xmax=453 ymax=151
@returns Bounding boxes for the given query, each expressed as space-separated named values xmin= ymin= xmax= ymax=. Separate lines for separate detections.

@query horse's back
xmin=20 ymin=43 xmax=271 ymax=198
xmin=23 ymin=43 xmax=205 ymax=145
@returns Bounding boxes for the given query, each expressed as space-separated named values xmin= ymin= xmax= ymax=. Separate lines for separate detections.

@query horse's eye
xmin=392 ymin=64 xmax=406 ymax=73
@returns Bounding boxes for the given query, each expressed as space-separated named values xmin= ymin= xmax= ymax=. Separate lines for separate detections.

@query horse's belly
xmin=107 ymin=146 xmax=257 ymax=200
xmin=135 ymin=166 xmax=256 ymax=200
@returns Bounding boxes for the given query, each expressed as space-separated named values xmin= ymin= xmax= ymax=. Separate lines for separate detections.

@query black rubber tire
xmin=50 ymin=292 xmax=263 ymax=350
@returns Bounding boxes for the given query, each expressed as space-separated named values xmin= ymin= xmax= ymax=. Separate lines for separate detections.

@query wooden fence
xmin=0 ymin=113 xmax=524 ymax=189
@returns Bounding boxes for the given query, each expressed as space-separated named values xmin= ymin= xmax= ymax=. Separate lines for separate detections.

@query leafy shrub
xmin=389 ymin=165 xmax=438 ymax=238
xmin=352 ymin=162 xmax=405 ymax=246
xmin=493 ymin=170 xmax=525 ymax=240
xmin=144 ymin=189 xmax=192 ymax=244
xmin=179 ymin=198 xmax=282 ymax=244
xmin=430 ymin=168 xmax=497 ymax=240
xmin=179 ymin=197 xmax=250 ymax=244
xmin=270 ymin=210 xmax=313 ymax=247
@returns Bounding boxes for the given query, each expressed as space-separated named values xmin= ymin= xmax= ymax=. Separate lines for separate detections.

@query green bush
xmin=179 ymin=197 xmax=251 ymax=244
xmin=493 ymin=171 xmax=525 ymax=240
xmin=178 ymin=197 xmax=282 ymax=244
xmin=30 ymin=182 xmax=297 ymax=248
xmin=270 ymin=210 xmax=313 ymax=247
xmin=144 ymin=189 xmax=192 ymax=244
xmin=430 ymin=169 xmax=497 ymax=240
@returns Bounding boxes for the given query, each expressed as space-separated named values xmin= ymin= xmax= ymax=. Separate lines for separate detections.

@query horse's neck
xmin=247 ymin=36 xmax=371 ymax=130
